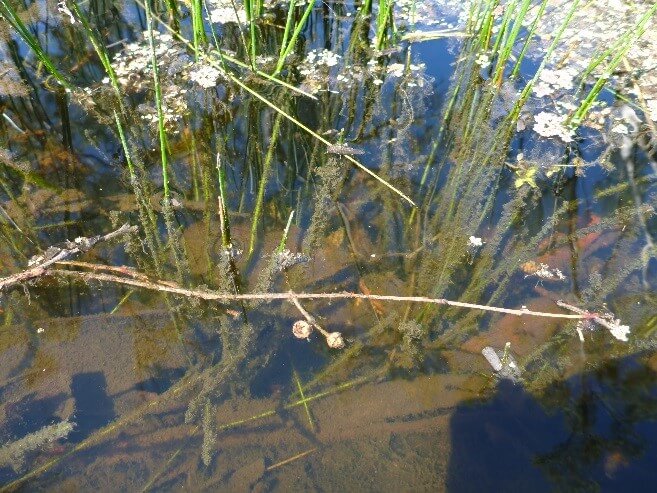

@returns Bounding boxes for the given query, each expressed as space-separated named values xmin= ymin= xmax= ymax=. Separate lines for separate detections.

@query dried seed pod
xmin=326 ymin=332 xmax=345 ymax=349
xmin=292 ymin=320 xmax=313 ymax=339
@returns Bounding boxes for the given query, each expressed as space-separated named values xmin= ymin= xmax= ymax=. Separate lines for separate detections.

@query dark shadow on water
xmin=69 ymin=372 xmax=116 ymax=443
xmin=133 ymin=367 xmax=186 ymax=395
xmin=447 ymin=359 xmax=657 ymax=492
xmin=447 ymin=379 xmax=565 ymax=492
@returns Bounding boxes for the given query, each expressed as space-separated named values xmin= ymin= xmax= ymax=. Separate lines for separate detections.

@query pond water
xmin=1 ymin=0 xmax=657 ymax=490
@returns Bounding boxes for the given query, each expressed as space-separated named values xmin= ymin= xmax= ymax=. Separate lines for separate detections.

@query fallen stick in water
xmin=0 ymin=223 xmax=136 ymax=292
xmin=0 ymin=222 xmax=629 ymax=342
xmin=45 ymin=265 xmax=630 ymax=341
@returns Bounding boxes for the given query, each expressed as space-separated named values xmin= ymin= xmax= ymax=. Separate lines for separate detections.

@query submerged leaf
xmin=514 ymin=166 xmax=538 ymax=189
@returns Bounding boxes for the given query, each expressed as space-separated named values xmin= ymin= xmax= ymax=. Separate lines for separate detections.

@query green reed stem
xmin=276 ymin=0 xmax=297 ymax=71
xmin=273 ymin=0 xmax=317 ymax=76
xmin=134 ymin=0 xmax=411 ymax=205
xmin=140 ymin=0 xmax=316 ymax=99
xmin=277 ymin=209 xmax=295 ymax=253
xmin=164 ymin=0 xmax=181 ymax=32
xmin=191 ymin=0 xmax=207 ymax=57
xmin=216 ymin=153 xmax=232 ymax=248
xmin=244 ymin=0 xmax=258 ymax=67
xmin=577 ymin=2 xmax=656 ymax=85
xmin=0 ymin=0 xmax=71 ymax=89
xmin=113 ymin=111 xmax=136 ymax=178
xmin=375 ymin=0 xmax=394 ymax=50
xmin=492 ymin=0 xmax=532 ymax=85
xmin=489 ymin=0 xmax=517 ymax=58
xmin=510 ymin=0 xmax=548 ymax=79
xmin=144 ymin=0 xmax=170 ymax=200
xmin=510 ymin=0 xmax=581 ymax=120
xmin=225 ymin=0 xmax=252 ymax=63
xmin=67 ymin=1 xmax=125 ymax=111
xmin=474 ymin=0 xmax=499 ymax=51
xmin=568 ymin=3 xmax=657 ymax=126
xmin=249 ymin=111 xmax=283 ymax=255
xmin=466 ymin=0 xmax=483 ymax=34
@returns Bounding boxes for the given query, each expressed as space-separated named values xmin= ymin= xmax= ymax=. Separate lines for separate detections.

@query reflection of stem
xmin=277 ymin=210 xmax=295 ymax=253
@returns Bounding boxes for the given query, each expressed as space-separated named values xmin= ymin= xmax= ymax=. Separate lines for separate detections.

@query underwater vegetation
xmin=1 ymin=0 xmax=657 ymax=489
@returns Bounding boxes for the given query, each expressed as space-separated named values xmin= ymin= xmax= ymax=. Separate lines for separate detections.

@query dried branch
xmin=0 ymin=224 xmax=137 ymax=291
xmin=50 ymin=267 xmax=596 ymax=322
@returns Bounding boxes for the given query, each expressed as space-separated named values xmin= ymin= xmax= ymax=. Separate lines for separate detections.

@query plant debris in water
xmin=482 ymin=344 xmax=522 ymax=383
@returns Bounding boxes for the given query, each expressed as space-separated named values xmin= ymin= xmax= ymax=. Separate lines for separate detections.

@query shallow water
xmin=1 ymin=0 xmax=657 ymax=490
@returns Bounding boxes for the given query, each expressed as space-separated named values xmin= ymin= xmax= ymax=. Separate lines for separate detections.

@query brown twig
xmin=0 ymin=224 xmax=137 ymax=292
xmin=49 ymin=268 xmax=593 ymax=321
xmin=55 ymin=260 xmax=151 ymax=281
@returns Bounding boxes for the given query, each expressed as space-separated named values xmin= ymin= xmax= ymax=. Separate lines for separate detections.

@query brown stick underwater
xmin=49 ymin=267 xmax=589 ymax=321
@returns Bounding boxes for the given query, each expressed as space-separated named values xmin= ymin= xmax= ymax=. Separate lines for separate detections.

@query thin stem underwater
xmin=134 ymin=0 xmax=318 ymax=99
xmin=568 ymin=2 xmax=657 ymax=126
xmin=67 ymin=1 xmax=125 ymax=112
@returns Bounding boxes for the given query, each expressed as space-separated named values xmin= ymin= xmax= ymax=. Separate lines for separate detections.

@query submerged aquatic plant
xmin=0 ymin=420 xmax=74 ymax=472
